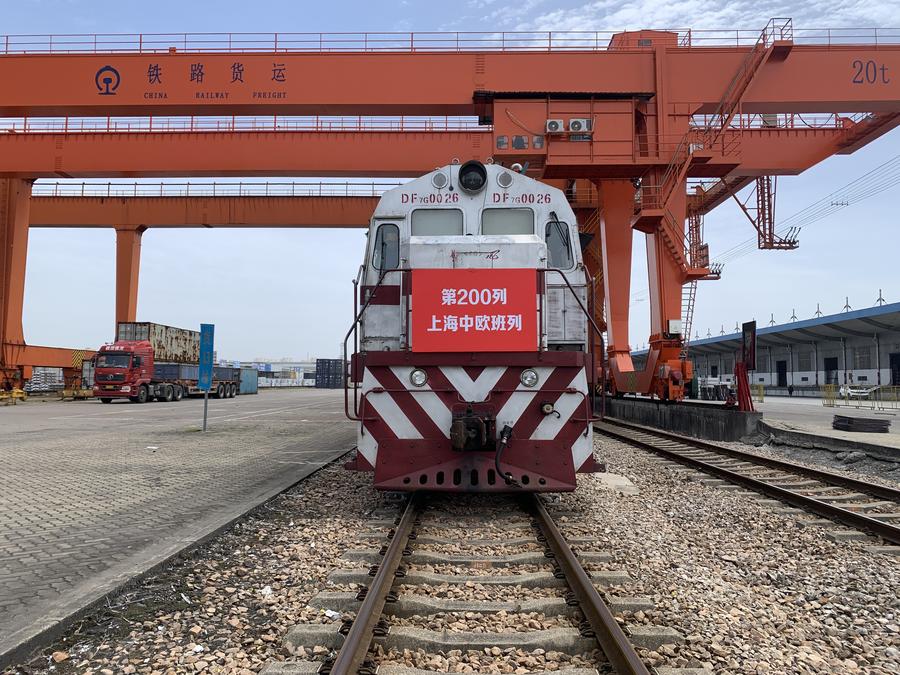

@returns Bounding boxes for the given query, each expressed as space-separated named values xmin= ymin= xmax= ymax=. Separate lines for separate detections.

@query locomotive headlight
xmin=458 ymin=160 xmax=487 ymax=194
xmin=409 ymin=369 xmax=428 ymax=387
xmin=520 ymin=369 xmax=539 ymax=388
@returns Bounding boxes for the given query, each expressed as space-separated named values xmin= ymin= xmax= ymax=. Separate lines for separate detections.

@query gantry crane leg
xmin=0 ymin=179 xmax=32 ymax=388
xmin=115 ymin=226 xmax=144 ymax=327
xmin=1 ymin=178 xmax=95 ymax=389
xmin=644 ymin=186 xmax=691 ymax=400
xmin=598 ymin=178 xmax=692 ymax=400
xmin=596 ymin=180 xmax=638 ymax=390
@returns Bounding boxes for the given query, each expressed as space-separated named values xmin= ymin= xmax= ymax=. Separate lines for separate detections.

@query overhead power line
xmin=714 ymin=153 xmax=900 ymax=264
xmin=629 ymin=153 xmax=900 ymax=303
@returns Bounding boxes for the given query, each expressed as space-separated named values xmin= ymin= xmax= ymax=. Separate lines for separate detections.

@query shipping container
xmin=213 ymin=366 xmax=241 ymax=382
xmin=153 ymin=363 xmax=180 ymax=381
xmin=116 ymin=322 xmax=200 ymax=364
xmin=153 ymin=363 xmax=200 ymax=381
xmin=239 ymin=368 xmax=259 ymax=394
xmin=315 ymin=358 xmax=345 ymax=389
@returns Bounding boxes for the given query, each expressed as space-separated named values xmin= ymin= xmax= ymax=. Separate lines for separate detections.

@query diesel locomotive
xmin=344 ymin=160 xmax=602 ymax=491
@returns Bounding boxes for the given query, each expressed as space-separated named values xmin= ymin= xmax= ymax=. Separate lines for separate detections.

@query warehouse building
xmin=684 ymin=302 xmax=900 ymax=396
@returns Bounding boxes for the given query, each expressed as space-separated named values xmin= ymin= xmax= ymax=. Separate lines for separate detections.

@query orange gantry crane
xmin=1 ymin=20 xmax=899 ymax=397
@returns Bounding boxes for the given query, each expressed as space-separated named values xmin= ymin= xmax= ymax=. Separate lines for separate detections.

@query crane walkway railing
xmin=31 ymin=180 xmax=402 ymax=198
xmin=0 ymin=116 xmax=487 ymax=134
xmin=690 ymin=112 xmax=871 ymax=131
xmin=1 ymin=27 xmax=898 ymax=54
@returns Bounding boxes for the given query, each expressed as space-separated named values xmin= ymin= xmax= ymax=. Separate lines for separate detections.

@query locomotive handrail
xmin=540 ymin=268 xmax=605 ymax=343
xmin=343 ymin=267 xmax=409 ymax=422
xmin=540 ymin=267 xmax=607 ymax=430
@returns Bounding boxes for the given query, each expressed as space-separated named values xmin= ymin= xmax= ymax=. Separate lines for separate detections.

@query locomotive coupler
xmin=449 ymin=404 xmax=496 ymax=451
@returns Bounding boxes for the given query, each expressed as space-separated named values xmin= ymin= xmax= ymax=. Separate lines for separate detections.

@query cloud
xmin=482 ymin=0 xmax=550 ymax=27
xmin=514 ymin=0 xmax=897 ymax=31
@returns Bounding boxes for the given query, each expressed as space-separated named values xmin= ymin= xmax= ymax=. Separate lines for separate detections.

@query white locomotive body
xmin=345 ymin=161 xmax=601 ymax=491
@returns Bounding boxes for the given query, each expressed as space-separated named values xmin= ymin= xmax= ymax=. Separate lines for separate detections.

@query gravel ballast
xmin=7 ymin=435 xmax=899 ymax=674
xmin=583 ymin=434 xmax=900 ymax=674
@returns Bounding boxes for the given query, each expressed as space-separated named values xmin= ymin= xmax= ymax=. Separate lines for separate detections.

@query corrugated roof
xmin=635 ymin=302 xmax=900 ymax=356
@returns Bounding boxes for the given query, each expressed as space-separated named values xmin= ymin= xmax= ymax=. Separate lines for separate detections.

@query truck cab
xmin=93 ymin=340 xmax=154 ymax=402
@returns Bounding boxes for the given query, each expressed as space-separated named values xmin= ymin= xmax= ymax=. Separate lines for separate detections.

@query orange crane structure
xmin=2 ymin=20 xmax=899 ymax=397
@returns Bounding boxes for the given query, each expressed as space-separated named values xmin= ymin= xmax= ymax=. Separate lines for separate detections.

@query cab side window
xmin=373 ymin=223 xmax=400 ymax=271
xmin=545 ymin=218 xmax=573 ymax=269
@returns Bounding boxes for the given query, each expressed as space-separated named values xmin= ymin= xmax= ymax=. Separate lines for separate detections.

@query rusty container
xmin=116 ymin=322 xmax=200 ymax=364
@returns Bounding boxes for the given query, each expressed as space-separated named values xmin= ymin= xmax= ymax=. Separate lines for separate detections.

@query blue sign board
xmin=198 ymin=324 xmax=215 ymax=391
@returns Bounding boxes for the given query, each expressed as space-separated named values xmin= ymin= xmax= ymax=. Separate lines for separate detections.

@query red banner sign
xmin=411 ymin=268 xmax=538 ymax=352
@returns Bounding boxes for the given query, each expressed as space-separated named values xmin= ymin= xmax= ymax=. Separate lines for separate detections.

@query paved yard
xmin=0 ymin=388 xmax=355 ymax=665
xmin=757 ymin=396 xmax=900 ymax=449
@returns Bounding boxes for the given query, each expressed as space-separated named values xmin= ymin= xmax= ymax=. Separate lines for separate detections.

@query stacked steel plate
xmin=833 ymin=415 xmax=891 ymax=433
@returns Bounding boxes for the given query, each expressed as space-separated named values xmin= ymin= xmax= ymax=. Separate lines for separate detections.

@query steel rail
xmin=330 ymin=493 xmax=422 ymax=675
xmin=596 ymin=423 xmax=900 ymax=545
xmin=604 ymin=418 xmax=900 ymax=503
xmin=529 ymin=494 xmax=651 ymax=675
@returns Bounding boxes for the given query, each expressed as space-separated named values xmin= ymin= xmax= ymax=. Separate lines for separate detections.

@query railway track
xmin=597 ymin=419 xmax=900 ymax=547
xmin=262 ymin=493 xmax=691 ymax=675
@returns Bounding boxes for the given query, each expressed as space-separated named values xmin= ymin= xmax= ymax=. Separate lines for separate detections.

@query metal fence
xmin=822 ymin=384 xmax=900 ymax=410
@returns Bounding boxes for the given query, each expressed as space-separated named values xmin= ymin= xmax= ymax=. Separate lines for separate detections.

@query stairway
xmin=837 ymin=112 xmax=900 ymax=154
xmin=579 ymin=208 xmax=606 ymax=331
xmin=680 ymin=280 xmax=697 ymax=359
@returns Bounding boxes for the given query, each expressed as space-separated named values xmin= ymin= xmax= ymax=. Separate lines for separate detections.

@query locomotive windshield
xmin=411 ymin=209 xmax=463 ymax=236
xmin=481 ymin=208 xmax=534 ymax=235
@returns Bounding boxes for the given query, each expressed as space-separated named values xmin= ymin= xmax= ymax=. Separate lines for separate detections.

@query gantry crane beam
xmin=0 ymin=131 xmax=489 ymax=178
xmin=1 ymin=46 xmax=899 ymax=117
xmin=29 ymin=194 xmax=380 ymax=227
xmin=0 ymin=126 xmax=855 ymax=178
xmin=28 ymin=192 xmax=375 ymax=328
xmin=28 ymin=191 xmax=595 ymax=323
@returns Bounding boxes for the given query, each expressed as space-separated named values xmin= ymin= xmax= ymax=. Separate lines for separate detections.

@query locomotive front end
xmin=345 ymin=162 xmax=601 ymax=492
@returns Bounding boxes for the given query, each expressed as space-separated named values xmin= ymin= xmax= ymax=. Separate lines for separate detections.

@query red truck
xmin=93 ymin=322 xmax=240 ymax=403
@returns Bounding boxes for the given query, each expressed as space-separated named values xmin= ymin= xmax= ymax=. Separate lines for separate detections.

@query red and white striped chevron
xmin=355 ymin=357 xmax=593 ymax=489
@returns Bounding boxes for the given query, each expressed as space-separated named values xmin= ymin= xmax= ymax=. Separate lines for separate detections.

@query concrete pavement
xmin=756 ymin=396 xmax=900 ymax=450
xmin=0 ymin=388 xmax=355 ymax=667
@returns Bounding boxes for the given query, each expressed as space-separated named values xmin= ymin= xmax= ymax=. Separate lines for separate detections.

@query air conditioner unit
xmin=545 ymin=119 xmax=564 ymax=133
xmin=667 ymin=319 xmax=683 ymax=336
xmin=568 ymin=118 xmax=592 ymax=133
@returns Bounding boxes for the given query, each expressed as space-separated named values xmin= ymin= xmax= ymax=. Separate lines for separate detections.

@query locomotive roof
xmin=379 ymin=162 xmax=567 ymax=203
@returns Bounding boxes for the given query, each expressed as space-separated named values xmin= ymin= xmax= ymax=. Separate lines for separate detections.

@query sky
xmin=10 ymin=0 xmax=900 ymax=360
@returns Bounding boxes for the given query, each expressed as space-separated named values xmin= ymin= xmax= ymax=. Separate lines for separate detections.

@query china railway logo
xmin=95 ymin=65 xmax=121 ymax=95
